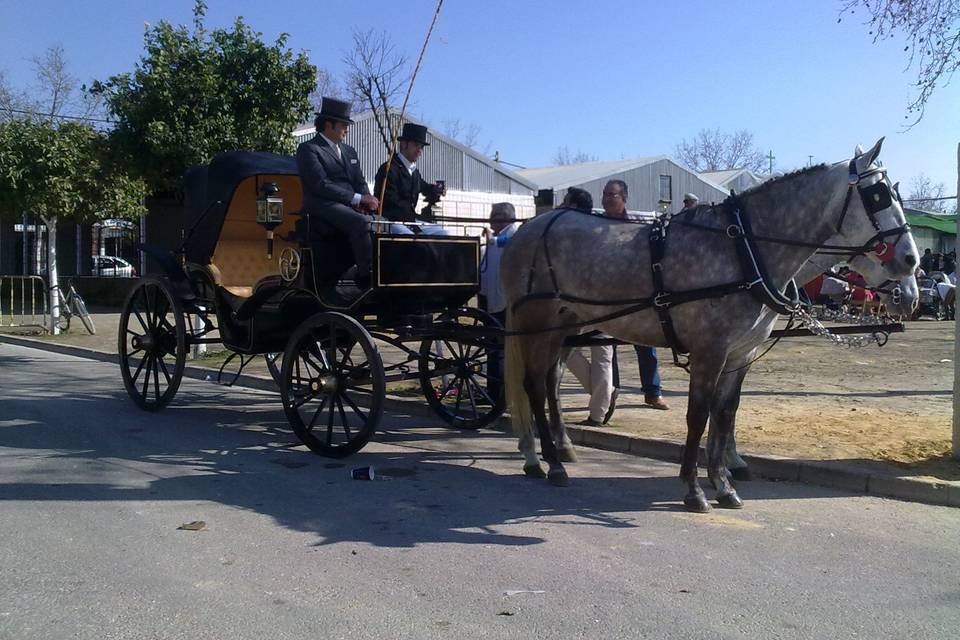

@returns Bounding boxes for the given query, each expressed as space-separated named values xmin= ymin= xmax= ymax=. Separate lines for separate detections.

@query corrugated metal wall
xmin=294 ymin=115 xmax=532 ymax=196
xmin=552 ymin=159 xmax=729 ymax=212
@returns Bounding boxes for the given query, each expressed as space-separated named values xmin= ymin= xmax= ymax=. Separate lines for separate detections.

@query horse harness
xmin=511 ymin=160 xmax=911 ymax=369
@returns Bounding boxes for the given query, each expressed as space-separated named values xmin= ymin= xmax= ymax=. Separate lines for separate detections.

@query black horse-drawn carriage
xmin=119 ymin=151 xmax=503 ymax=456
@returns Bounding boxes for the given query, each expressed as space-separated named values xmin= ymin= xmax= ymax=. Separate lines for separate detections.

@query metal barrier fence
xmin=0 ymin=275 xmax=49 ymax=332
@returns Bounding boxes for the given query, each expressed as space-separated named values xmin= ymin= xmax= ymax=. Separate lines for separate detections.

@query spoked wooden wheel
xmin=118 ymin=278 xmax=187 ymax=411
xmin=264 ymin=352 xmax=283 ymax=387
xmin=418 ymin=307 xmax=505 ymax=430
xmin=280 ymin=312 xmax=385 ymax=457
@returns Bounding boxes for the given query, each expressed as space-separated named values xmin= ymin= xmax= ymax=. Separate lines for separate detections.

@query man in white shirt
xmin=373 ymin=122 xmax=451 ymax=236
xmin=479 ymin=203 xmax=520 ymax=401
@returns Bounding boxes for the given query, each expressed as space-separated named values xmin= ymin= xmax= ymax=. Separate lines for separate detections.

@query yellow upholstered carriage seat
xmin=207 ymin=173 xmax=304 ymax=298
xmin=209 ymin=238 xmax=295 ymax=298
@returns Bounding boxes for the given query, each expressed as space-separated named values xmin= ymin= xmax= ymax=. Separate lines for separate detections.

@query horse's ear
xmin=854 ymin=138 xmax=885 ymax=172
xmin=865 ymin=137 xmax=885 ymax=165
xmin=854 ymin=143 xmax=865 ymax=156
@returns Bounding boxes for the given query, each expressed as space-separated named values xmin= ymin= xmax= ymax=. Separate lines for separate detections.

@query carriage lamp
xmin=256 ymin=182 xmax=284 ymax=258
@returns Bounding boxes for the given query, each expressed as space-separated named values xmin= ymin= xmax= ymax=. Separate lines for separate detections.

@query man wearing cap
xmin=297 ymin=97 xmax=380 ymax=286
xmin=374 ymin=123 xmax=451 ymax=236
xmin=681 ymin=193 xmax=699 ymax=212
xmin=604 ymin=180 xmax=669 ymax=417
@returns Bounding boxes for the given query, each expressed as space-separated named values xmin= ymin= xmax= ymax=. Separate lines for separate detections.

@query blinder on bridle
xmin=833 ymin=158 xmax=910 ymax=264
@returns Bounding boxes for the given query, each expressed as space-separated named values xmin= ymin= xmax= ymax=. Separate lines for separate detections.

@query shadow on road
xmin=0 ymin=366 xmax=872 ymax=549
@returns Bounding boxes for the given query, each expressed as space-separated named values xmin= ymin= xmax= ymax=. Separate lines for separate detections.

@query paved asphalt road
xmin=1 ymin=343 xmax=958 ymax=640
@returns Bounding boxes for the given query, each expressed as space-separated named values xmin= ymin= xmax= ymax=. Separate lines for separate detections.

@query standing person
xmin=680 ymin=192 xmax=699 ymax=212
xmin=479 ymin=203 xmax=521 ymax=400
xmin=920 ymin=248 xmax=935 ymax=274
xmin=554 ymin=187 xmax=615 ymax=426
xmin=602 ymin=179 xmax=669 ymax=417
xmin=373 ymin=122 xmax=451 ymax=235
xmin=561 ymin=187 xmax=594 ymax=213
xmin=296 ymin=97 xmax=379 ymax=288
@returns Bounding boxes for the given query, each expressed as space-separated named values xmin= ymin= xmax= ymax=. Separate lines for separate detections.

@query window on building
xmin=659 ymin=175 xmax=672 ymax=202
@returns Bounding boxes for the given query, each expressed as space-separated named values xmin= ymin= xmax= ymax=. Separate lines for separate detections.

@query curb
xmin=3 ymin=333 xmax=958 ymax=509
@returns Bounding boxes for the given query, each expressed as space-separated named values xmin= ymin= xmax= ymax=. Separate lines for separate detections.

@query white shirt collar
xmin=397 ymin=151 xmax=416 ymax=174
xmin=319 ymin=133 xmax=341 ymax=153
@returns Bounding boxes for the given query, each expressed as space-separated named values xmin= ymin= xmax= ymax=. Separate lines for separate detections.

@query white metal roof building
xmin=699 ymin=168 xmax=765 ymax=194
xmin=518 ymin=156 xmax=729 ymax=214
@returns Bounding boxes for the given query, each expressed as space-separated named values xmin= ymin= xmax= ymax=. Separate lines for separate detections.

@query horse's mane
xmin=675 ymin=164 xmax=832 ymax=224
xmin=738 ymin=163 xmax=830 ymax=199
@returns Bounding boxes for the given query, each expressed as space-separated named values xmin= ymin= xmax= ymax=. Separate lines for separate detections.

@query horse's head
xmin=847 ymin=253 xmax=920 ymax=316
xmin=835 ymin=138 xmax=920 ymax=281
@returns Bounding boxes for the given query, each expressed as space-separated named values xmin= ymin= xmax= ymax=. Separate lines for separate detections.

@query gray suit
xmin=296 ymin=134 xmax=373 ymax=275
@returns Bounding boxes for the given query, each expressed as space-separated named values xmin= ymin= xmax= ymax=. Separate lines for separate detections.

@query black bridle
xmin=823 ymin=159 xmax=911 ymax=264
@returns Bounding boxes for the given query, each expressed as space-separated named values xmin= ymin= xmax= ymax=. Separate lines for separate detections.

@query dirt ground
xmin=581 ymin=320 xmax=956 ymax=482
xmin=8 ymin=311 xmax=957 ymax=482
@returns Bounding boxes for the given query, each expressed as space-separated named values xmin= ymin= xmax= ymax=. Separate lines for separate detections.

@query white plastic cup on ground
xmin=351 ymin=466 xmax=375 ymax=480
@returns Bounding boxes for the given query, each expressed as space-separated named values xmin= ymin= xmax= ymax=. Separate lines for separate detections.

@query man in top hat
xmin=296 ymin=97 xmax=380 ymax=286
xmin=681 ymin=193 xmax=699 ymax=212
xmin=374 ymin=122 xmax=451 ymax=235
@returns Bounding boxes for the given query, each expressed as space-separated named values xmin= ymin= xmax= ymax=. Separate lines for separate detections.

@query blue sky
xmin=1 ymin=0 xmax=957 ymax=196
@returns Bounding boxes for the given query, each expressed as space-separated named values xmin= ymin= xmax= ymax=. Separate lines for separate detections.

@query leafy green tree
xmin=0 ymin=119 xmax=147 ymax=332
xmin=90 ymin=0 xmax=316 ymax=195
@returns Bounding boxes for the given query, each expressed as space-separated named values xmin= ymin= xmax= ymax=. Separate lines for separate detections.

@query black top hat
xmin=316 ymin=97 xmax=354 ymax=124
xmin=398 ymin=123 xmax=430 ymax=146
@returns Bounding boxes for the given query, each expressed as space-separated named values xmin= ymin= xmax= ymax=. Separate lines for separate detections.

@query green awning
xmin=905 ymin=210 xmax=956 ymax=235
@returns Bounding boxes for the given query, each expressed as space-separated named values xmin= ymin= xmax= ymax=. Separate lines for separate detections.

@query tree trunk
xmin=42 ymin=214 xmax=60 ymax=335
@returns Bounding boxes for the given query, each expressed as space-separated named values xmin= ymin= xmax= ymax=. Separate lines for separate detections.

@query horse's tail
xmin=504 ymin=307 xmax=532 ymax=437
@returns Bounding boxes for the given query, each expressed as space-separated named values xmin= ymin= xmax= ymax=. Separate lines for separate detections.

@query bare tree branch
xmin=675 ymin=128 xmax=767 ymax=173
xmin=1 ymin=46 xmax=105 ymax=125
xmin=840 ymin=0 xmax=960 ymax=124
xmin=342 ymin=28 xmax=409 ymax=153
xmin=553 ymin=146 xmax=597 ymax=165
xmin=441 ymin=117 xmax=494 ymax=155
xmin=907 ymin=173 xmax=955 ymax=212
xmin=308 ymin=67 xmax=346 ymax=109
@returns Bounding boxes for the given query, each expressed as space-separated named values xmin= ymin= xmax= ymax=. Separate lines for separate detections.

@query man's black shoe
xmin=603 ymin=387 xmax=619 ymax=424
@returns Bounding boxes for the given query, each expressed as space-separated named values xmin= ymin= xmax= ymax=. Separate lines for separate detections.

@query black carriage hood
xmin=182 ymin=151 xmax=299 ymax=264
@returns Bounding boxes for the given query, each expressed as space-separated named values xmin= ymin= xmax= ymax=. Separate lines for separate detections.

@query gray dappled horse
xmin=501 ymin=140 xmax=919 ymax=512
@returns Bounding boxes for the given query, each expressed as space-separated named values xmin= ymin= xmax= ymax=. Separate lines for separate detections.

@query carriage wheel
xmin=280 ymin=312 xmax=384 ymax=457
xmin=118 ymin=278 xmax=187 ymax=411
xmin=418 ymin=307 xmax=505 ymax=430
xmin=264 ymin=352 xmax=283 ymax=387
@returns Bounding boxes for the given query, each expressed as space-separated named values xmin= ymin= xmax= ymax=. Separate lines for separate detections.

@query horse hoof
xmin=523 ymin=464 xmax=546 ymax=479
xmin=716 ymin=492 xmax=744 ymax=509
xmin=729 ymin=467 xmax=753 ymax=482
xmin=548 ymin=468 xmax=569 ymax=487
xmin=559 ymin=446 xmax=578 ymax=463
xmin=683 ymin=495 xmax=712 ymax=513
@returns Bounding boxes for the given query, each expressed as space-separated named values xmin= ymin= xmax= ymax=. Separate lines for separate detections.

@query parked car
xmin=92 ymin=255 xmax=136 ymax=278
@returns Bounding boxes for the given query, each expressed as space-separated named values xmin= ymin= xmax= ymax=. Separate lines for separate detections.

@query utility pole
xmin=807 ymin=155 xmax=814 ymax=167
xmin=766 ymin=150 xmax=776 ymax=174
xmin=954 ymin=141 xmax=959 ymax=460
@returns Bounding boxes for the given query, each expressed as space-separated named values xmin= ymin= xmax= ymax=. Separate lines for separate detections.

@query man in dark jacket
xmin=296 ymin=97 xmax=379 ymax=284
xmin=374 ymin=123 xmax=450 ymax=235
